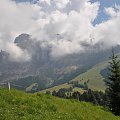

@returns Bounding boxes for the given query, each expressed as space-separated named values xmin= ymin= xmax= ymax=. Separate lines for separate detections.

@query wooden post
xmin=8 ymin=82 xmax=10 ymax=91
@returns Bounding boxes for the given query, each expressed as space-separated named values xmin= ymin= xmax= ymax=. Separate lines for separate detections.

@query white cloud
xmin=105 ymin=7 xmax=117 ymax=17
xmin=0 ymin=0 xmax=39 ymax=61
xmin=0 ymin=0 xmax=120 ymax=61
xmin=31 ymin=0 xmax=100 ymax=57
xmin=6 ymin=42 xmax=31 ymax=62
xmin=53 ymin=0 xmax=70 ymax=9
xmin=92 ymin=6 xmax=120 ymax=49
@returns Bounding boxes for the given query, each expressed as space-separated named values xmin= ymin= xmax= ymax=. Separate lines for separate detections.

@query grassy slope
xmin=41 ymin=83 xmax=72 ymax=92
xmin=41 ymin=83 xmax=85 ymax=93
xmin=71 ymin=61 xmax=109 ymax=91
xmin=0 ymin=88 xmax=120 ymax=120
xmin=72 ymin=56 xmax=120 ymax=91
xmin=41 ymin=60 xmax=109 ymax=93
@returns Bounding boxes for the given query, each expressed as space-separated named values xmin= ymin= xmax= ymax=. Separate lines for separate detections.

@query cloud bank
xmin=0 ymin=0 xmax=120 ymax=61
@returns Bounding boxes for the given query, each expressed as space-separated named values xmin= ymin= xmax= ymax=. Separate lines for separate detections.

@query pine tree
xmin=106 ymin=50 xmax=120 ymax=116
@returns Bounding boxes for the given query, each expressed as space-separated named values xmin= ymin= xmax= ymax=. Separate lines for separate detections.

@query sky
xmin=16 ymin=0 xmax=120 ymax=25
xmin=92 ymin=0 xmax=120 ymax=25
xmin=0 ymin=0 xmax=120 ymax=61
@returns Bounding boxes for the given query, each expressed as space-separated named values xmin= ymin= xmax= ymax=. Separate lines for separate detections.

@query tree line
xmin=46 ymin=88 xmax=108 ymax=107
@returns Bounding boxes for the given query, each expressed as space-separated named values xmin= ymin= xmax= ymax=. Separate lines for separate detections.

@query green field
xmin=0 ymin=88 xmax=120 ymax=120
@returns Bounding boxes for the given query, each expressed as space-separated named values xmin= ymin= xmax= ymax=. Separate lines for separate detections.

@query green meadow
xmin=0 ymin=88 xmax=119 ymax=120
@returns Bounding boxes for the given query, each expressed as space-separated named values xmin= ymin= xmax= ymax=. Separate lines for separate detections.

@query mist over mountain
xmin=0 ymin=0 xmax=120 ymax=62
xmin=0 ymin=0 xmax=120 ymax=90
xmin=0 ymin=33 xmax=120 ymax=90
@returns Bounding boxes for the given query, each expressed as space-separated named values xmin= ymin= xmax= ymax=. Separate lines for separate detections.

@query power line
xmin=11 ymin=83 xmax=25 ymax=88
xmin=0 ymin=82 xmax=25 ymax=91
xmin=0 ymin=83 xmax=7 ymax=85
